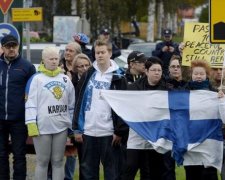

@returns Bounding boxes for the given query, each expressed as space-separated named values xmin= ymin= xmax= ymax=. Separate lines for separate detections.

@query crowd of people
xmin=0 ymin=26 xmax=225 ymax=180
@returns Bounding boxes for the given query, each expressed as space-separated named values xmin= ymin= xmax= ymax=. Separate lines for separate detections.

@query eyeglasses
xmin=76 ymin=64 xmax=90 ymax=69
xmin=170 ymin=65 xmax=181 ymax=69
xmin=149 ymin=69 xmax=162 ymax=72
xmin=3 ymin=44 xmax=18 ymax=49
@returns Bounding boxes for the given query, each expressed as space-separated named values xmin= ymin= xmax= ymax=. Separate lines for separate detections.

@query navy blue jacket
xmin=0 ymin=54 xmax=36 ymax=121
xmin=152 ymin=41 xmax=179 ymax=73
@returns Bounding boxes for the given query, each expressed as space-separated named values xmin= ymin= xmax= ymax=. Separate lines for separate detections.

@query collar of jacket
xmin=0 ymin=53 xmax=21 ymax=64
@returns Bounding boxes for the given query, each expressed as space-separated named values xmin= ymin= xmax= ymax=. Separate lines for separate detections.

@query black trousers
xmin=163 ymin=151 xmax=176 ymax=180
xmin=185 ymin=165 xmax=218 ymax=180
xmin=0 ymin=120 xmax=27 ymax=180
xmin=122 ymin=149 xmax=168 ymax=180
xmin=121 ymin=149 xmax=151 ymax=180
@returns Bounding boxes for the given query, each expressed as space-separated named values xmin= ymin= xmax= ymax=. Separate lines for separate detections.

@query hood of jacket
xmin=93 ymin=59 xmax=119 ymax=74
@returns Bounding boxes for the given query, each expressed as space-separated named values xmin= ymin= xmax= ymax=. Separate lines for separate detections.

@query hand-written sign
xmin=210 ymin=0 xmax=225 ymax=43
xmin=182 ymin=22 xmax=225 ymax=67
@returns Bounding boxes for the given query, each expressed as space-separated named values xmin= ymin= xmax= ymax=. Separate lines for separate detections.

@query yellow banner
xmin=182 ymin=22 xmax=225 ymax=67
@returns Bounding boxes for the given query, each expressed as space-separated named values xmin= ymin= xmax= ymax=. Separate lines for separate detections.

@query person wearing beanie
xmin=73 ymin=33 xmax=94 ymax=62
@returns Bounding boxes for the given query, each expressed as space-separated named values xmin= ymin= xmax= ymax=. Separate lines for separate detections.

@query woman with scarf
xmin=25 ymin=46 xmax=75 ymax=180
xmin=184 ymin=59 xmax=218 ymax=180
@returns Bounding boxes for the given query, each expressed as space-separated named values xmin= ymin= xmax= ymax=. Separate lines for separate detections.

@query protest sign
xmin=182 ymin=22 xmax=225 ymax=67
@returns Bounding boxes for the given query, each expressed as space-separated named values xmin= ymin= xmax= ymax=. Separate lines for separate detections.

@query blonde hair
xmin=94 ymin=39 xmax=112 ymax=52
xmin=66 ymin=42 xmax=82 ymax=54
xmin=72 ymin=53 xmax=92 ymax=72
xmin=42 ymin=46 xmax=60 ymax=61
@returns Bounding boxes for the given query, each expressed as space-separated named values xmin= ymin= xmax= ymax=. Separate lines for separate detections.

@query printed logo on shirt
xmin=63 ymin=77 xmax=67 ymax=83
xmin=44 ymin=81 xmax=66 ymax=100
xmin=48 ymin=105 xmax=67 ymax=114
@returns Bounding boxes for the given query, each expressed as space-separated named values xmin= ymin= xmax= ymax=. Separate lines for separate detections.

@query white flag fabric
xmin=101 ymin=90 xmax=224 ymax=171
xmin=223 ymin=51 xmax=225 ymax=67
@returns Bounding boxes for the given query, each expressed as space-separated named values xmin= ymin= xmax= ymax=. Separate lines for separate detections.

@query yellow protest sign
xmin=182 ymin=22 xmax=225 ymax=67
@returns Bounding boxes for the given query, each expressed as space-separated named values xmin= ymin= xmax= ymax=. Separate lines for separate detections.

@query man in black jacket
xmin=0 ymin=35 xmax=36 ymax=180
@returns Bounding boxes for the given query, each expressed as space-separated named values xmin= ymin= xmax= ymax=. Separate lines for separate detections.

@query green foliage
xmin=55 ymin=1 xmax=71 ymax=15
xmin=22 ymin=37 xmax=50 ymax=43
xmin=173 ymin=35 xmax=184 ymax=43
xmin=135 ymin=0 xmax=149 ymax=21
xmin=184 ymin=0 xmax=207 ymax=7
xmin=32 ymin=0 xmax=208 ymax=42
xmin=199 ymin=5 xmax=209 ymax=23
xmin=140 ymin=15 xmax=148 ymax=22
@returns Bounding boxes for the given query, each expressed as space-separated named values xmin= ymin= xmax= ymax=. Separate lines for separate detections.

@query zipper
xmin=5 ymin=64 xmax=11 ymax=120
xmin=0 ymin=71 xmax=2 ymax=86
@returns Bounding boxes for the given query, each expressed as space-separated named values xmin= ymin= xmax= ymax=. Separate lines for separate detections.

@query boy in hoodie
xmin=73 ymin=39 xmax=128 ymax=180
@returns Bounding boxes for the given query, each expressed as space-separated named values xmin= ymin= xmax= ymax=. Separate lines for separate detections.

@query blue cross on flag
xmin=101 ymin=90 xmax=225 ymax=171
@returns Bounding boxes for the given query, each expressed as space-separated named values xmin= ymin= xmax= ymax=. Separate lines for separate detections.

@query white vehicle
xmin=23 ymin=43 xmax=130 ymax=71
xmin=22 ymin=43 xmax=66 ymax=63
xmin=114 ymin=49 xmax=133 ymax=69
xmin=127 ymin=42 xmax=156 ymax=57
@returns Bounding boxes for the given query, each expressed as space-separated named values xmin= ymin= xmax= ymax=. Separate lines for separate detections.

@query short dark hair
xmin=145 ymin=56 xmax=163 ymax=70
xmin=169 ymin=55 xmax=182 ymax=66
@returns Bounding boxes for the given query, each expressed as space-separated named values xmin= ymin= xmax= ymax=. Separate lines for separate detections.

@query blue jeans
xmin=81 ymin=135 xmax=121 ymax=180
xmin=64 ymin=156 xmax=76 ymax=180
xmin=0 ymin=120 xmax=27 ymax=180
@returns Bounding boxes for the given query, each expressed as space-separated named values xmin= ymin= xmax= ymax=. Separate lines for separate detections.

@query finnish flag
xmin=101 ymin=90 xmax=225 ymax=171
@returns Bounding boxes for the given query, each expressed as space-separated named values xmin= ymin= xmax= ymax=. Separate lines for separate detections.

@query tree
xmin=147 ymin=0 xmax=156 ymax=41
xmin=32 ymin=0 xmax=207 ymax=42
xmin=199 ymin=5 xmax=209 ymax=23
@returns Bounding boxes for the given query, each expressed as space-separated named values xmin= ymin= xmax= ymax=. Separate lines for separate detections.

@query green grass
xmin=74 ymin=164 xmax=186 ymax=180
xmin=74 ymin=165 xmax=221 ymax=180
xmin=175 ymin=166 xmax=186 ymax=180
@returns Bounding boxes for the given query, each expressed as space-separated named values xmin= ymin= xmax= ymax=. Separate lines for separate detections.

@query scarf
xmin=38 ymin=63 xmax=61 ymax=77
xmin=189 ymin=79 xmax=210 ymax=90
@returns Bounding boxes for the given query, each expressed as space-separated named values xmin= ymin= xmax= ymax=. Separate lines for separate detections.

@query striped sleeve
xmin=25 ymin=73 xmax=39 ymax=124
